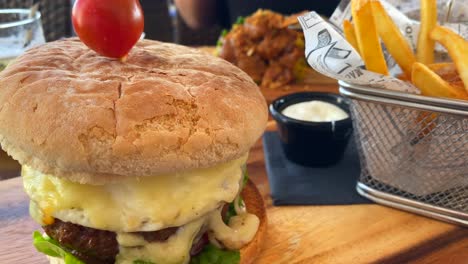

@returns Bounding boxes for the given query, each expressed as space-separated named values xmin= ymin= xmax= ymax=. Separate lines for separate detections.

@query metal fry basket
xmin=339 ymin=82 xmax=468 ymax=226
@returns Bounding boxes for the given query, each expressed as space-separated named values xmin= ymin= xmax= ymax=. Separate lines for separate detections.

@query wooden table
xmin=0 ymin=83 xmax=467 ymax=264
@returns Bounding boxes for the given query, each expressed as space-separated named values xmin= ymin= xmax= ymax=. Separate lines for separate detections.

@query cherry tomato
xmin=72 ymin=0 xmax=144 ymax=59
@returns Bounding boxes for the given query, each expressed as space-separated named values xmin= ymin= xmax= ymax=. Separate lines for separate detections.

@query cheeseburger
xmin=0 ymin=38 xmax=267 ymax=264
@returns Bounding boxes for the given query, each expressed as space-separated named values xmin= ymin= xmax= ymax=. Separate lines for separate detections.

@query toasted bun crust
xmin=0 ymin=38 xmax=267 ymax=182
xmin=240 ymin=180 xmax=267 ymax=264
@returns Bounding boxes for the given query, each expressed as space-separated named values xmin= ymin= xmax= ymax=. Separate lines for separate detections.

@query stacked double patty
xmin=43 ymin=205 xmax=234 ymax=263
xmin=44 ymin=220 xmax=192 ymax=263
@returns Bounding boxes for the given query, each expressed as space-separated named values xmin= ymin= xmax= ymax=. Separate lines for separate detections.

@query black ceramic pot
xmin=270 ymin=92 xmax=353 ymax=167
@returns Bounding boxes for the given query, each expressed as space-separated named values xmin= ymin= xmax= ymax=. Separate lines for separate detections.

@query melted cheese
xmin=116 ymin=216 xmax=206 ymax=264
xmin=23 ymin=155 xmax=247 ymax=232
xmin=208 ymin=207 xmax=259 ymax=250
xmin=115 ymin=207 xmax=259 ymax=264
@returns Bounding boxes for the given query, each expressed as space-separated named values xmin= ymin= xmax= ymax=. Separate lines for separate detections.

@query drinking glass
xmin=166 ymin=0 xmax=180 ymax=43
xmin=0 ymin=8 xmax=45 ymax=70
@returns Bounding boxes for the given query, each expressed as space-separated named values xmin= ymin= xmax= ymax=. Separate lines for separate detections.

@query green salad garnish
xmin=33 ymin=231 xmax=84 ymax=264
xmin=190 ymin=245 xmax=240 ymax=264
xmin=132 ymin=245 xmax=240 ymax=264
xmin=234 ymin=16 xmax=245 ymax=25
xmin=216 ymin=16 xmax=246 ymax=49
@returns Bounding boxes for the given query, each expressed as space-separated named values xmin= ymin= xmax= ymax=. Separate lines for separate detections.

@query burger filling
xmin=23 ymin=155 xmax=259 ymax=264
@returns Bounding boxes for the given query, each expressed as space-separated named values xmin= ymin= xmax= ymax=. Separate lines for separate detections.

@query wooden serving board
xmin=1 ymin=131 xmax=468 ymax=264
xmin=247 ymin=130 xmax=468 ymax=264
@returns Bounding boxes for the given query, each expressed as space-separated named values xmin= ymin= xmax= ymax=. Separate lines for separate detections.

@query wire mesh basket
xmin=339 ymin=82 xmax=468 ymax=226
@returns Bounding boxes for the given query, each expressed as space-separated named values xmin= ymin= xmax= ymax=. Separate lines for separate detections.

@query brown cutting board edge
xmin=0 ymin=177 xmax=44 ymax=263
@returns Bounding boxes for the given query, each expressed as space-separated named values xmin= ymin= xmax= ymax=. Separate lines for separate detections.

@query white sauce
xmin=282 ymin=100 xmax=349 ymax=122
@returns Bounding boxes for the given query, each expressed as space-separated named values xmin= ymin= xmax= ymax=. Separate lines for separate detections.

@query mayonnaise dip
xmin=281 ymin=100 xmax=349 ymax=122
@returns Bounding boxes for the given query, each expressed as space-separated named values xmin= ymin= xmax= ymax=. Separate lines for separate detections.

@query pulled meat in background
xmin=218 ymin=10 xmax=307 ymax=89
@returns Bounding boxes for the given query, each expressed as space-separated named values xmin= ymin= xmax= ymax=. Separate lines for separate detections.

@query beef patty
xmin=43 ymin=204 xmax=230 ymax=263
xmin=43 ymin=203 xmax=229 ymax=264
xmin=44 ymin=219 xmax=179 ymax=264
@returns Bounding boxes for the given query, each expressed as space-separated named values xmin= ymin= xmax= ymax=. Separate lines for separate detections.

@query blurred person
xmin=174 ymin=0 xmax=340 ymax=29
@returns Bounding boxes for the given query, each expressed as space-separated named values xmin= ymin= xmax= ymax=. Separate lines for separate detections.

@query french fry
xmin=411 ymin=62 xmax=468 ymax=99
xmin=431 ymin=26 xmax=468 ymax=93
xmin=428 ymin=63 xmax=468 ymax=98
xmin=428 ymin=62 xmax=460 ymax=84
xmin=371 ymin=1 xmax=415 ymax=78
xmin=416 ymin=0 xmax=437 ymax=64
xmin=351 ymin=0 xmax=389 ymax=75
xmin=427 ymin=62 xmax=454 ymax=72
xmin=343 ymin=20 xmax=360 ymax=54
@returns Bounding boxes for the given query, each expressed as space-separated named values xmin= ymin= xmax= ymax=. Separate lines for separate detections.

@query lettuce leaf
xmin=132 ymin=245 xmax=240 ymax=264
xmin=226 ymin=169 xmax=250 ymax=223
xmin=225 ymin=169 xmax=249 ymax=223
xmin=225 ymin=202 xmax=237 ymax=223
xmin=190 ymin=245 xmax=240 ymax=264
xmin=242 ymin=169 xmax=249 ymax=187
xmin=33 ymin=231 xmax=84 ymax=264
